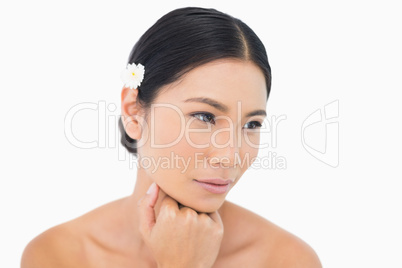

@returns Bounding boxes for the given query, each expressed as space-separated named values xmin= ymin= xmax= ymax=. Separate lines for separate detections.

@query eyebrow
xmin=245 ymin=109 xmax=267 ymax=118
xmin=183 ymin=97 xmax=267 ymax=118
xmin=184 ymin=97 xmax=228 ymax=112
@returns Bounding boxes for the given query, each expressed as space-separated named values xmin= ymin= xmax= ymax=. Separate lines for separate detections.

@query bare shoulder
xmin=262 ymin=223 xmax=322 ymax=268
xmin=21 ymin=221 xmax=87 ymax=268
xmin=221 ymin=201 xmax=322 ymax=268
xmin=21 ymin=197 xmax=129 ymax=268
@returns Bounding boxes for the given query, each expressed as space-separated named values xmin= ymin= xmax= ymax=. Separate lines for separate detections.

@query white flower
xmin=121 ymin=63 xmax=145 ymax=89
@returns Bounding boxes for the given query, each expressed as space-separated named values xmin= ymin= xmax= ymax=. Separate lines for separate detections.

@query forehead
xmin=156 ymin=59 xmax=267 ymax=110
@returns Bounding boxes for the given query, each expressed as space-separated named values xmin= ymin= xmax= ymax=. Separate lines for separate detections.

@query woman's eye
xmin=244 ymin=121 xmax=262 ymax=129
xmin=192 ymin=112 xmax=216 ymax=124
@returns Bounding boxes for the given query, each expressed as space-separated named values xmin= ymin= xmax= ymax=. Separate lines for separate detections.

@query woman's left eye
xmin=243 ymin=121 xmax=262 ymax=129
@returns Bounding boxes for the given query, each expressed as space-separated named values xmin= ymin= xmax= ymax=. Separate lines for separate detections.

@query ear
xmin=121 ymin=87 xmax=144 ymax=140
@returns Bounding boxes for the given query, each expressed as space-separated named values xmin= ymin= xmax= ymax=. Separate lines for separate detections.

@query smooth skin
xmin=21 ymin=59 xmax=322 ymax=268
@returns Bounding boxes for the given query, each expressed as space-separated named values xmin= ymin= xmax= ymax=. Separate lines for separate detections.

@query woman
xmin=22 ymin=7 xmax=321 ymax=267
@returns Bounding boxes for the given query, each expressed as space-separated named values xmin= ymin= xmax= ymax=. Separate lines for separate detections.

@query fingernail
xmin=146 ymin=182 xmax=156 ymax=194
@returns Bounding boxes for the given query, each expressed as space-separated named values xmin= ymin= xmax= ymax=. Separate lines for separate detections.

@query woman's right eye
xmin=191 ymin=112 xmax=216 ymax=125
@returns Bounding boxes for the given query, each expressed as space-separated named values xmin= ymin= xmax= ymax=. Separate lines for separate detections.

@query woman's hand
xmin=137 ymin=182 xmax=224 ymax=268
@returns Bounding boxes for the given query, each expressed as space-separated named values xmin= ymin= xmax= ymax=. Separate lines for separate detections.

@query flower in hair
xmin=121 ymin=63 xmax=145 ymax=89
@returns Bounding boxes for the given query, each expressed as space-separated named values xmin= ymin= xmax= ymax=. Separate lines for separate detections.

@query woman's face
xmin=137 ymin=59 xmax=267 ymax=213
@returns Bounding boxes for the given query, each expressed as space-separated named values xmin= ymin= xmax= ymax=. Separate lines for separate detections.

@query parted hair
xmin=119 ymin=7 xmax=272 ymax=155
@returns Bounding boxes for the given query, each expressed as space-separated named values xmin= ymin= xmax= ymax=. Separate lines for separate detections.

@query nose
xmin=207 ymin=127 xmax=240 ymax=168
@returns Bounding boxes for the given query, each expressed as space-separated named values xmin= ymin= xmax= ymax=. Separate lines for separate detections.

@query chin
xmin=159 ymin=180 xmax=228 ymax=213
xmin=178 ymin=196 xmax=225 ymax=214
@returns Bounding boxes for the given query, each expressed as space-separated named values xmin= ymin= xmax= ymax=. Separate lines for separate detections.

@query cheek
xmin=243 ymin=131 xmax=261 ymax=150
xmin=186 ymin=130 xmax=212 ymax=148
xmin=140 ymin=116 xmax=200 ymax=181
xmin=151 ymin=106 xmax=185 ymax=146
xmin=139 ymin=107 xmax=209 ymax=173
xmin=238 ymin=132 xmax=260 ymax=170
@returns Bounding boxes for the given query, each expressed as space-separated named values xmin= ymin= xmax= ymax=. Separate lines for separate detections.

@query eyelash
xmin=190 ymin=112 xmax=263 ymax=129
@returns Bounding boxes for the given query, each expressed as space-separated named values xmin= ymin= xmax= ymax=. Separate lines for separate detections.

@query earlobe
xmin=121 ymin=87 xmax=143 ymax=140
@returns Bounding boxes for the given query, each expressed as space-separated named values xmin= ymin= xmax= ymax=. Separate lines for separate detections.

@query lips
xmin=195 ymin=178 xmax=233 ymax=185
xmin=194 ymin=178 xmax=233 ymax=194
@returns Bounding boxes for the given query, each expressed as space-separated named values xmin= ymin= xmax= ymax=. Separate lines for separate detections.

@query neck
xmin=129 ymin=167 xmax=168 ymax=222
xmin=118 ymin=167 xmax=170 ymax=258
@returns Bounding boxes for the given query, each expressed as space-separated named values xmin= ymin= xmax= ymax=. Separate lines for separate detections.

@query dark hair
xmin=119 ymin=7 xmax=272 ymax=155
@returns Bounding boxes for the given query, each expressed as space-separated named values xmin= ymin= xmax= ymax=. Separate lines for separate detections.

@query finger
xmin=207 ymin=210 xmax=223 ymax=226
xmin=178 ymin=202 xmax=187 ymax=210
xmin=159 ymin=194 xmax=180 ymax=216
xmin=137 ymin=182 xmax=159 ymax=237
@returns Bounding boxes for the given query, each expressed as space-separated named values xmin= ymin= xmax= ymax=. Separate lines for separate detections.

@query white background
xmin=1 ymin=0 xmax=401 ymax=267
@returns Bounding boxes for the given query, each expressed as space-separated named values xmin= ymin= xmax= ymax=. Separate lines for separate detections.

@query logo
xmin=301 ymin=100 xmax=339 ymax=167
